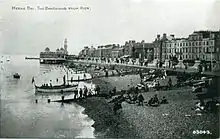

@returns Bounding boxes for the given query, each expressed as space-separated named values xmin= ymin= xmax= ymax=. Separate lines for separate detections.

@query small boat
xmin=35 ymin=84 xmax=78 ymax=93
xmin=6 ymin=56 xmax=10 ymax=62
xmin=13 ymin=73 xmax=21 ymax=79
xmin=68 ymin=78 xmax=92 ymax=82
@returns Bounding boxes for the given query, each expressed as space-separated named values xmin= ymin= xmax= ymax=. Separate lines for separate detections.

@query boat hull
xmin=35 ymin=85 xmax=78 ymax=93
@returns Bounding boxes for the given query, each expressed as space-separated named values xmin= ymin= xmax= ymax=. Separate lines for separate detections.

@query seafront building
xmin=78 ymin=29 xmax=220 ymax=71
xmin=79 ymin=41 xmax=155 ymax=62
xmin=153 ymin=31 xmax=220 ymax=63
xmin=153 ymin=30 xmax=220 ymax=70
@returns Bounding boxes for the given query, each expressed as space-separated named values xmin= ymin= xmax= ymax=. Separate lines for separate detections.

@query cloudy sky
xmin=0 ymin=0 xmax=219 ymax=55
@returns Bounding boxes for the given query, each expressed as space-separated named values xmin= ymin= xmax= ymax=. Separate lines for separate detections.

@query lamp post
xmin=210 ymin=31 xmax=213 ymax=71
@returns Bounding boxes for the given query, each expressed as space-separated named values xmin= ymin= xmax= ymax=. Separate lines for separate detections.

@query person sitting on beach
xmin=88 ymin=89 xmax=93 ymax=97
xmin=113 ymin=101 xmax=122 ymax=114
xmin=124 ymin=93 xmax=133 ymax=103
xmin=109 ymin=90 xmax=114 ymax=97
xmin=135 ymin=87 xmax=139 ymax=94
xmin=153 ymin=95 xmax=159 ymax=104
xmin=195 ymin=101 xmax=205 ymax=112
xmin=112 ymin=87 xmax=116 ymax=94
xmin=132 ymin=93 xmax=138 ymax=103
xmin=205 ymin=98 xmax=219 ymax=112
xmin=148 ymin=98 xmax=153 ymax=106
xmin=95 ymin=85 xmax=101 ymax=95
xmin=144 ymin=84 xmax=149 ymax=92
xmin=149 ymin=95 xmax=160 ymax=106
xmin=160 ymin=96 xmax=168 ymax=104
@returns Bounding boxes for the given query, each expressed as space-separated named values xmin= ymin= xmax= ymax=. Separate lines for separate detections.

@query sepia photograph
xmin=0 ymin=0 xmax=220 ymax=138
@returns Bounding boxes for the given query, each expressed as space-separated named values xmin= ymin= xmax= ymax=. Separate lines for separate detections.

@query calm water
xmin=0 ymin=55 xmax=95 ymax=138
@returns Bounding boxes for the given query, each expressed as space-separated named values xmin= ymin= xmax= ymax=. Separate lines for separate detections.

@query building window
xmin=199 ymin=41 xmax=201 ymax=45
xmin=186 ymin=43 xmax=188 ymax=46
xmin=206 ymin=41 xmax=209 ymax=45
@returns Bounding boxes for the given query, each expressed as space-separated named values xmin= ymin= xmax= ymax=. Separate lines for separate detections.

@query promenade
xmin=68 ymin=59 xmax=220 ymax=76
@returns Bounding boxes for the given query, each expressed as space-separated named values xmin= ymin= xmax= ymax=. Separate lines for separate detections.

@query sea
xmin=0 ymin=55 xmax=95 ymax=138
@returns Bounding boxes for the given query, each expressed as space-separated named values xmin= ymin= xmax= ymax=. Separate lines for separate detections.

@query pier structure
xmin=39 ymin=38 xmax=68 ymax=64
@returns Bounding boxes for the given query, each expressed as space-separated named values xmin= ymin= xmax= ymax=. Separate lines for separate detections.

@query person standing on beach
xmin=112 ymin=87 xmax=116 ymax=95
xmin=79 ymin=88 xmax=83 ymax=98
xmin=168 ymin=78 xmax=172 ymax=89
xmin=138 ymin=93 xmax=145 ymax=106
xmin=74 ymin=90 xmax=78 ymax=99
xmin=84 ymin=86 xmax=88 ymax=98
xmin=95 ymin=85 xmax=101 ymax=95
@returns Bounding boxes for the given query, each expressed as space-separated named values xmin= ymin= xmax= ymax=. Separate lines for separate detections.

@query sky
xmin=0 ymin=0 xmax=220 ymax=55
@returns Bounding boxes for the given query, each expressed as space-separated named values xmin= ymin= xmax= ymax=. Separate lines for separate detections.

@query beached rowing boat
xmin=35 ymin=84 xmax=78 ymax=93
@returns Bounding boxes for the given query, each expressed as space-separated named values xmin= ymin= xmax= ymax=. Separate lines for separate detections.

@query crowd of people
xmin=108 ymin=87 xmax=169 ymax=114
xmin=72 ymin=85 xmax=100 ymax=99
xmin=195 ymin=98 xmax=220 ymax=113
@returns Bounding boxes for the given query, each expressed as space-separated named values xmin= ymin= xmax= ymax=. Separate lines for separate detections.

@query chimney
xmin=170 ymin=34 xmax=174 ymax=38
xmin=163 ymin=33 xmax=167 ymax=39
xmin=157 ymin=34 xmax=160 ymax=39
